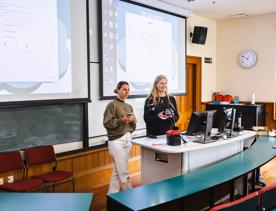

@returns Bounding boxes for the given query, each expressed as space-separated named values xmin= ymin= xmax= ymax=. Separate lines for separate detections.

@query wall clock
xmin=238 ymin=49 xmax=257 ymax=68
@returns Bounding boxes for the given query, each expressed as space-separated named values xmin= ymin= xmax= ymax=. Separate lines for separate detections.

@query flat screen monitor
xmin=186 ymin=111 xmax=215 ymax=143
xmin=213 ymin=107 xmax=236 ymax=137
xmin=186 ymin=112 xmax=207 ymax=135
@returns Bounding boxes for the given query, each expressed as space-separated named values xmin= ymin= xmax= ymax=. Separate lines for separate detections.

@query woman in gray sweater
xmin=103 ymin=81 xmax=136 ymax=194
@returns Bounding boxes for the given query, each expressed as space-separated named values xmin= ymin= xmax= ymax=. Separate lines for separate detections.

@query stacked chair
xmin=0 ymin=145 xmax=75 ymax=192
xmin=0 ymin=151 xmax=44 ymax=192
xmin=25 ymin=145 xmax=75 ymax=192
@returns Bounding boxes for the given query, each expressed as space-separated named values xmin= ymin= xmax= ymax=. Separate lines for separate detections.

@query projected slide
xmin=101 ymin=0 xmax=186 ymax=97
xmin=125 ymin=13 xmax=172 ymax=82
xmin=0 ymin=0 xmax=75 ymax=101
xmin=0 ymin=0 xmax=59 ymax=82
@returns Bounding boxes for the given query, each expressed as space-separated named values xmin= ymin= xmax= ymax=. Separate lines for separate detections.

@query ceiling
xmin=158 ymin=0 xmax=276 ymax=20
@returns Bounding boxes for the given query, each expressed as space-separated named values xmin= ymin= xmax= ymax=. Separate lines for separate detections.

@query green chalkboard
xmin=0 ymin=104 xmax=84 ymax=152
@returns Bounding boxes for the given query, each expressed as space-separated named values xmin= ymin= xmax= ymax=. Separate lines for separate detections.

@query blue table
xmin=0 ymin=193 xmax=93 ymax=211
xmin=107 ymin=136 xmax=276 ymax=211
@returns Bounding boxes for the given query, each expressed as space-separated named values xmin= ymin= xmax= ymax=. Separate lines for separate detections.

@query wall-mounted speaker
xmin=191 ymin=26 xmax=208 ymax=45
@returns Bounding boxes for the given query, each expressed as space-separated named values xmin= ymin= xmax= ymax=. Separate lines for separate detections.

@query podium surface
xmin=108 ymin=135 xmax=276 ymax=211
xmin=132 ymin=130 xmax=256 ymax=184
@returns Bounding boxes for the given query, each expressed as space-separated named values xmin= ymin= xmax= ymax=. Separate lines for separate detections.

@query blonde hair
xmin=148 ymin=75 xmax=169 ymax=103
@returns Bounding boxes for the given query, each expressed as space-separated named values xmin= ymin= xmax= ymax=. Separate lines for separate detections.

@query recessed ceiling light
xmin=230 ymin=13 xmax=249 ymax=18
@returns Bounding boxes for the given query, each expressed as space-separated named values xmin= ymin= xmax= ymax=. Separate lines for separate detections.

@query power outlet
xmin=7 ymin=175 xmax=14 ymax=183
xmin=0 ymin=178 xmax=3 ymax=185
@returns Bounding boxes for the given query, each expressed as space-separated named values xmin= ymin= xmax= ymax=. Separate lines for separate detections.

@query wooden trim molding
xmin=175 ymin=56 xmax=202 ymax=130
xmin=273 ymin=102 xmax=276 ymax=120
xmin=186 ymin=56 xmax=202 ymax=112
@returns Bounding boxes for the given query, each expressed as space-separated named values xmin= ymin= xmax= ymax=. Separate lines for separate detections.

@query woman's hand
xmin=121 ymin=114 xmax=137 ymax=124
xmin=121 ymin=115 xmax=130 ymax=124
xmin=158 ymin=112 xmax=169 ymax=120
xmin=128 ymin=114 xmax=137 ymax=124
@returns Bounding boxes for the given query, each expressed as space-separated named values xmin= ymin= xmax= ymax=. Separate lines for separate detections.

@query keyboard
xmin=182 ymin=134 xmax=203 ymax=142
xmin=210 ymin=135 xmax=223 ymax=140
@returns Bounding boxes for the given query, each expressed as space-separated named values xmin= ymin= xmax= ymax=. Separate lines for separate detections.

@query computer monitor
xmin=213 ymin=107 xmax=236 ymax=137
xmin=186 ymin=112 xmax=207 ymax=135
xmin=203 ymin=111 xmax=215 ymax=143
xmin=186 ymin=111 xmax=215 ymax=135
xmin=186 ymin=111 xmax=215 ymax=143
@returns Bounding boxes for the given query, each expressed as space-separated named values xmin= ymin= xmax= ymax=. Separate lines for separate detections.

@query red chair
xmin=0 ymin=151 xmax=44 ymax=192
xmin=210 ymin=192 xmax=259 ymax=211
xmin=25 ymin=145 xmax=75 ymax=192
xmin=259 ymin=183 xmax=276 ymax=210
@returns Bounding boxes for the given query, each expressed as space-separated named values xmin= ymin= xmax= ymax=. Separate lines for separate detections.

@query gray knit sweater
xmin=103 ymin=98 xmax=136 ymax=141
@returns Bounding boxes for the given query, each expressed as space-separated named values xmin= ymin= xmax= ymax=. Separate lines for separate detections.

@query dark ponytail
xmin=114 ymin=81 xmax=129 ymax=94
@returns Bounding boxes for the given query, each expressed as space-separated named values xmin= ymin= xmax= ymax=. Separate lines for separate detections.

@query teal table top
xmin=108 ymin=136 xmax=276 ymax=211
xmin=0 ymin=193 xmax=93 ymax=211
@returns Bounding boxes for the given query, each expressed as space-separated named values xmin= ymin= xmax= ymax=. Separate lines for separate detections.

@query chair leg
xmin=72 ymin=177 xmax=75 ymax=192
xmin=53 ymin=182 xmax=56 ymax=192
xmin=44 ymin=183 xmax=48 ymax=192
xmin=42 ymin=183 xmax=46 ymax=192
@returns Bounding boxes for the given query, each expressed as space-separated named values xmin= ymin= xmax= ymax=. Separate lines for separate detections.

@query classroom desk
xmin=0 ymin=193 xmax=93 ymax=211
xmin=107 ymin=136 xmax=276 ymax=211
xmin=132 ymin=130 xmax=256 ymax=184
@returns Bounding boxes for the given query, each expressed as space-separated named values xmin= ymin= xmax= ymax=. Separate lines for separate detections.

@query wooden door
xmin=176 ymin=56 xmax=202 ymax=131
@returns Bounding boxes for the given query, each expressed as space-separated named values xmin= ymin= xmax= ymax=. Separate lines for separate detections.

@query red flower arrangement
xmin=166 ymin=129 xmax=181 ymax=136
xmin=166 ymin=127 xmax=182 ymax=146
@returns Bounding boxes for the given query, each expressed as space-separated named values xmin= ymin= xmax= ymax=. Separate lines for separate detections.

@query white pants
xmin=107 ymin=132 xmax=133 ymax=194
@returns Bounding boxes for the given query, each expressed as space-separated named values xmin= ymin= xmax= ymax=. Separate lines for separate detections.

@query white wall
xmin=187 ymin=15 xmax=217 ymax=102
xmin=217 ymin=13 xmax=276 ymax=102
